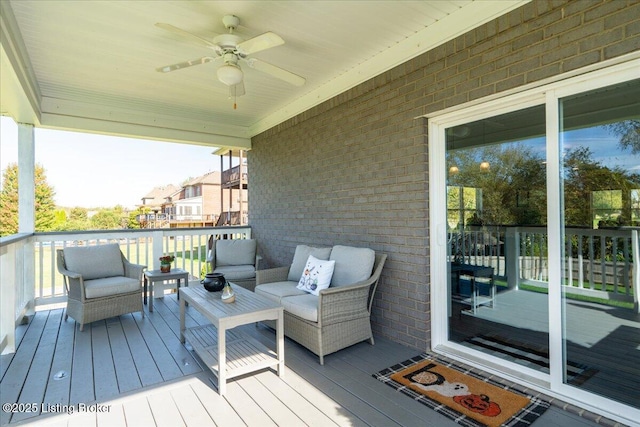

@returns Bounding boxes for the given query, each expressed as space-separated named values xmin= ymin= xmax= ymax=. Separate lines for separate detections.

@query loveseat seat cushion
xmin=281 ymin=294 xmax=319 ymax=322
xmin=329 ymin=245 xmax=376 ymax=287
xmin=63 ymin=244 xmax=124 ymax=280
xmin=288 ymin=245 xmax=332 ymax=282
xmin=216 ymin=239 xmax=257 ymax=266
xmin=84 ymin=276 xmax=141 ymax=299
xmin=214 ymin=265 xmax=256 ymax=280
xmin=255 ymin=281 xmax=307 ymax=304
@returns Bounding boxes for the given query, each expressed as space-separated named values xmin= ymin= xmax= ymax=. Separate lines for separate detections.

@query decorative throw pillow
xmin=296 ymin=255 xmax=336 ymax=296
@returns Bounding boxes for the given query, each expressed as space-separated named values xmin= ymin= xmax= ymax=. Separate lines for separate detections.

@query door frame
xmin=425 ymin=55 xmax=640 ymax=425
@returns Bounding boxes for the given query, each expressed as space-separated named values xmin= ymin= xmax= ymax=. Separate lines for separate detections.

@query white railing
xmin=0 ymin=226 xmax=251 ymax=354
xmin=450 ymin=226 xmax=639 ymax=308
xmin=0 ymin=233 xmax=34 ymax=355
xmin=449 ymin=226 xmax=506 ymax=276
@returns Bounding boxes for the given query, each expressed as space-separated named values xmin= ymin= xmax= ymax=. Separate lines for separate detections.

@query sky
xmin=0 ymin=116 xmax=222 ymax=209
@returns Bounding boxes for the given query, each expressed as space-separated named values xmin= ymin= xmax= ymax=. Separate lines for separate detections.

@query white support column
xmin=505 ymin=226 xmax=520 ymax=289
xmin=152 ymin=230 xmax=164 ymax=297
xmin=18 ymin=123 xmax=35 ymax=233
xmin=17 ymin=123 xmax=35 ymax=316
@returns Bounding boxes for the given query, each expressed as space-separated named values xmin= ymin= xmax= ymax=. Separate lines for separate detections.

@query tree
xmin=35 ymin=165 xmax=57 ymax=231
xmin=0 ymin=164 xmax=19 ymax=236
xmin=605 ymin=120 xmax=640 ymax=154
xmin=59 ymin=207 xmax=91 ymax=231
xmin=91 ymin=209 xmax=123 ymax=230
xmin=563 ymin=146 xmax=640 ymax=227
xmin=447 ymin=143 xmax=547 ymax=227
xmin=0 ymin=163 xmax=57 ymax=236
xmin=52 ymin=209 xmax=67 ymax=230
xmin=128 ymin=207 xmax=149 ymax=229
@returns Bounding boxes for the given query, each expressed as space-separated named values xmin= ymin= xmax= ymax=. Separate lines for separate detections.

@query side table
xmin=450 ymin=263 xmax=495 ymax=314
xmin=144 ymin=268 xmax=189 ymax=312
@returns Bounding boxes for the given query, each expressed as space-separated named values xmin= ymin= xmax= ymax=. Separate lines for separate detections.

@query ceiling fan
xmin=155 ymin=15 xmax=305 ymax=107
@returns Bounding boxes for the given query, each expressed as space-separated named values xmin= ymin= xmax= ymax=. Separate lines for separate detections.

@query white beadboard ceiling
xmin=1 ymin=0 xmax=525 ymax=151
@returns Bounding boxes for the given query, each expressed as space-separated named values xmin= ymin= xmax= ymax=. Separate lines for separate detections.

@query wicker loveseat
xmin=255 ymin=244 xmax=386 ymax=364
xmin=56 ymin=244 xmax=146 ymax=331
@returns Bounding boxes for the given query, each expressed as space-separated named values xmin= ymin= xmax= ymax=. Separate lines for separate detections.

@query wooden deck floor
xmin=1 ymin=293 xmax=616 ymax=427
xmin=450 ymin=288 xmax=640 ymax=409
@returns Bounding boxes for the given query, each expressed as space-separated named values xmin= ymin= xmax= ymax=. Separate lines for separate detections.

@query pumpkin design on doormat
xmin=405 ymin=362 xmax=502 ymax=417
xmin=386 ymin=358 xmax=537 ymax=427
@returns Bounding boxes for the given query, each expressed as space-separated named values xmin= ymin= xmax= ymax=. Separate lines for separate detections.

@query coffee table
xmin=179 ymin=283 xmax=284 ymax=395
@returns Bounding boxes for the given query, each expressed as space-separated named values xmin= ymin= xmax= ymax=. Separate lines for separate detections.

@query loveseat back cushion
xmin=288 ymin=245 xmax=332 ymax=282
xmin=84 ymin=276 xmax=141 ymax=299
xmin=63 ymin=244 xmax=124 ymax=280
xmin=329 ymin=245 xmax=376 ymax=287
xmin=216 ymin=239 xmax=257 ymax=266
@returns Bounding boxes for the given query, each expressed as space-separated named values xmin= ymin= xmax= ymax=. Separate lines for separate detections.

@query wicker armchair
xmin=207 ymin=237 xmax=261 ymax=291
xmin=256 ymin=245 xmax=386 ymax=364
xmin=56 ymin=244 xmax=146 ymax=331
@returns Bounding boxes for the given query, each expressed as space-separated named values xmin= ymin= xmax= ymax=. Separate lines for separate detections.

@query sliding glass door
xmin=559 ymin=80 xmax=640 ymax=407
xmin=446 ymin=106 xmax=551 ymax=374
xmin=429 ymin=62 xmax=640 ymax=423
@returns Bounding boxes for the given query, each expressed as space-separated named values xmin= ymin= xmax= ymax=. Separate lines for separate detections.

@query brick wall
xmin=249 ymin=0 xmax=640 ymax=351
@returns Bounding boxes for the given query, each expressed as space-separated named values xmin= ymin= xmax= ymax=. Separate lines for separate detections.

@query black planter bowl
xmin=201 ymin=272 xmax=226 ymax=292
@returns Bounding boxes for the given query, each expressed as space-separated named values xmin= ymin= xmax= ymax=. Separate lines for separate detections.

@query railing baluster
xmin=613 ymin=236 xmax=619 ymax=294
xmin=623 ymin=237 xmax=630 ymax=296
xmin=589 ymin=234 xmax=595 ymax=290
xmin=600 ymin=236 xmax=607 ymax=292
xmin=578 ymin=232 xmax=584 ymax=289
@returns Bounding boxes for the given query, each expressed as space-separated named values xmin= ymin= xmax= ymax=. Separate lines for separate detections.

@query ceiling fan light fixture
xmin=217 ymin=63 xmax=243 ymax=86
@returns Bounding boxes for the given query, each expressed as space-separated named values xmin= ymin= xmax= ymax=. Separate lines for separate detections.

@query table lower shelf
xmin=184 ymin=324 xmax=280 ymax=380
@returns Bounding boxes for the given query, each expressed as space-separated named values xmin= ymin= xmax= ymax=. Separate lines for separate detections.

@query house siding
xmin=249 ymin=0 xmax=640 ymax=351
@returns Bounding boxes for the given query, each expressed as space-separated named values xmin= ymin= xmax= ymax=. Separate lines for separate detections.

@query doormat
xmin=373 ymin=354 xmax=549 ymax=427
xmin=465 ymin=335 xmax=598 ymax=386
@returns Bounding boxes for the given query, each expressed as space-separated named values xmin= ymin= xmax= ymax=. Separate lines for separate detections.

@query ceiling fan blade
xmin=229 ymin=81 xmax=246 ymax=98
xmin=244 ymin=58 xmax=306 ymax=86
xmin=236 ymin=32 xmax=284 ymax=56
xmin=156 ymin=56 xmax=216 ymax=73
xmin=155 ymin=23 xmax=218 ymax=49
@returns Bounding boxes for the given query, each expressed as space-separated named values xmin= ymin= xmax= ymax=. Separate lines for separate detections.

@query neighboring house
xmin=141 ymin=166 xmax=248 ymax=228
xmin=138 ymin=184 xmax=179 ymax=227
xmin=170 ymin=171 xmax=220 ymax=227
xmin=216 ymin=149 xmax=249 ymax=226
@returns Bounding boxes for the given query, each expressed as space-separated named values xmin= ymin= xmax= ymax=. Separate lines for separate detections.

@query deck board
xmin=106 ymin=318 xmax=142 ymax=394
xmin=0 ymin=312 xmax=47 ymax=425
xmin=69 ymin=318 xmax=94 ymax=405
xmin=147 ymin=391 xmax=185 ymax=427
xmin=12 ymin=310 xmax=62 ymax=423
xmin=119 ymin=315 xmax=163 ymax=387
xmin=132 ymin=312 xmax=184 ymax=382
xmin=1 ymin=292 xmax=626 ymax=427
xmin=42 ymin=310 xmax=75 ymax=407
xmin=91 ymin=321 xmax=120 ymax=400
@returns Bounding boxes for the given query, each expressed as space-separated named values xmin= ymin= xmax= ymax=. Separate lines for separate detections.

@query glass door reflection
xmin=446 ymin=105 xmax=550 ymax=373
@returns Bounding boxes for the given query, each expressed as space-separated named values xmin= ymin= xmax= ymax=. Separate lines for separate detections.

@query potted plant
xmin=159 ymin=255 xmax=175 ymax=273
